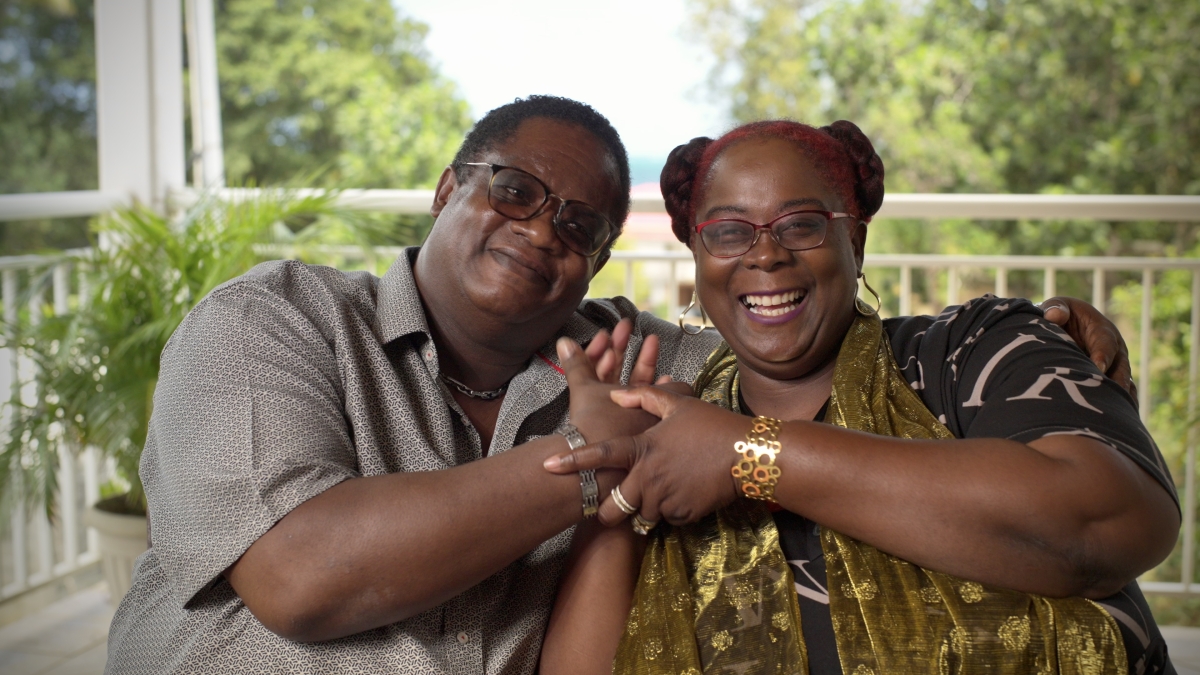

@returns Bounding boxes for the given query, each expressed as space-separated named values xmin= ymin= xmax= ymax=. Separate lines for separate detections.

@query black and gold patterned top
xmin=616 ymin=297 xmax=1175 ymax=675
xmin=778 ymin=296 xmax=1176 ymax=674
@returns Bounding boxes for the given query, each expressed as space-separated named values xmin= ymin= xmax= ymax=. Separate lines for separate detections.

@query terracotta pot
xmin=83 ymin=505 xmax=148 ymax=606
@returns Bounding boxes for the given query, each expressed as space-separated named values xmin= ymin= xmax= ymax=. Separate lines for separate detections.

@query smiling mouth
xmin=490 ymin=246 xmax=551 ymax=285
xmin=740 ymin=289 xmax=805 ymax=317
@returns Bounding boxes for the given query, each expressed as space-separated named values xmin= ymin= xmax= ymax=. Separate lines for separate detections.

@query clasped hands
xmin=549 ymin=320 xmax=754 ymax=530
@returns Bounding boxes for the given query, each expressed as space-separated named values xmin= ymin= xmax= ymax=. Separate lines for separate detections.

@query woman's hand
xmin=547 ymin=384 xmax=747 ymax=527
xmin=1040 ymin=296 xmax=1135 ymax=400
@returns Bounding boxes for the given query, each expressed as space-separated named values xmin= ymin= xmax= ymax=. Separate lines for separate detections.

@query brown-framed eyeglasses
xmin=464 ymin=162 xmax=617 ymax=257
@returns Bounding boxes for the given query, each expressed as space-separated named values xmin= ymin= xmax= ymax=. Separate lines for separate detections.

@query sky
xmin=396 ymin=0 xmax=729 ymax=185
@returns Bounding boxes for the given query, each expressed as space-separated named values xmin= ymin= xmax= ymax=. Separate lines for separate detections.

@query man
xmin=106 ymin=96 xmax=1128 ymax=674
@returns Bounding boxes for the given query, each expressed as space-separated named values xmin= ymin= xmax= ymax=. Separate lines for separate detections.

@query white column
xmin=185 ymin=0 xmax=225 ymax=188
xmin=95 ymin=0 xmax=186 ymax=208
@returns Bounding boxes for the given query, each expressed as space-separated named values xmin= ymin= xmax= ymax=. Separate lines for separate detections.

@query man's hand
xmin=1040 ymin=296 xmax=1135 ymax=402
xmin=583 ymin=318 xmax=659 ymax=386
xmin=559 ymin=336 xmax=662 ymax=444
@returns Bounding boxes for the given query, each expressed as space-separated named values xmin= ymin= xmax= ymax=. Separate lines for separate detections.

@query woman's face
xmin=692 ymin=136 xmax=867 ymax=381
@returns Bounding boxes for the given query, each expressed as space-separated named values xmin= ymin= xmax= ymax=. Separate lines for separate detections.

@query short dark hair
xmin=452 ymin=95 xmax=631 ymax=233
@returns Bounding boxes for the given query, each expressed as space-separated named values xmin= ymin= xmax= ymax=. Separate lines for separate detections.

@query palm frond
xmin=2 ymin=189 xmax=336 ymax=516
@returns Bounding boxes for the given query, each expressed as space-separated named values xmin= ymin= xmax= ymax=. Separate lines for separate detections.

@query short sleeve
xmin=141 ymin=279 xmax=359 ymax=606
xmin=885 ymin=296 xmax=1177 ymax=510
xmin=572 ymin=296 xmax=723 ymax=385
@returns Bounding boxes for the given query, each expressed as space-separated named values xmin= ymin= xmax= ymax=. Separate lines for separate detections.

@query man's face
xmin=421 ymin=118 xmax=622 ymax=329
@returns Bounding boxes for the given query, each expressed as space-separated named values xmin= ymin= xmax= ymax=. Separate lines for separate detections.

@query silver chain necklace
xmin=439 ymin=373 xmax=508 ymax=400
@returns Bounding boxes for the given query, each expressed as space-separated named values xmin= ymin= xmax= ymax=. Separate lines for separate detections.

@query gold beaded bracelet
xmin=731 ymin=416 xmax=783 ymax=501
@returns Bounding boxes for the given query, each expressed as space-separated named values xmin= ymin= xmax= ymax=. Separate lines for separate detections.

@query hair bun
xmin=821 ymin=120 xmax=885 ymax=219
xmin=660 ymin=137 xmax=713 ymax=244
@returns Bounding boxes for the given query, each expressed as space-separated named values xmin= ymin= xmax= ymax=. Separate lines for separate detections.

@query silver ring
xmin=631 ymin=513 xmax=658 ymax=536
xmin=611 ymin=485 xmax=637 ymax=516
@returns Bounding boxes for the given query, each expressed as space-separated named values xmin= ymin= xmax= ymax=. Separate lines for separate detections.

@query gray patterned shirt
xmin=105 ymin=248 xmax=721 ymax=674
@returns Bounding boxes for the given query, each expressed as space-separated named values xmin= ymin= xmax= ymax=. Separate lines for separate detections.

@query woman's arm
xmin=540 ymin=520 xmax=644 ymax=675
xmin=551 ymin=392 xmax=1177 ymax=599
xmin=545 ymin=311 xmax=1180 ymax=602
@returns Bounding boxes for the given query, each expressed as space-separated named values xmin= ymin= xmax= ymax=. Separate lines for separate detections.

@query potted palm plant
xmin=1 ymin=191 xmax=335 ymax=603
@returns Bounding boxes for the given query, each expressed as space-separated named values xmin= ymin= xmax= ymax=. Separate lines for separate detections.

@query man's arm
xmin=225 ymin=435 xmax=623 ymax=642
xmin=225 ymin=329 xmax=657 ymax=643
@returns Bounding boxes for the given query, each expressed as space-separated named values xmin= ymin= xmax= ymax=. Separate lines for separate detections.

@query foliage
xmin=0 ymin=0 xmax=97 ymax=255
xmin=689 ymin=0 xmax=1199 ymax=259
xmin=0 ymin=0 xmax=96 ymax=195
xmin=0 ymin=192 xmax=335 ymax=515
xmin=214 ymin=0 xmax=471 ymax=190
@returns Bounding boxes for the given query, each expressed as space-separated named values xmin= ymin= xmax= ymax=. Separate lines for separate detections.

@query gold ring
xmin=611 ymin=485 xmax=637 ymax=516
xmin=631 ymin=513 xmax=657 ymax=535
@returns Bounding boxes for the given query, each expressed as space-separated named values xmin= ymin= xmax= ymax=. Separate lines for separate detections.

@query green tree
xmin=688 ymin=0 xmax=1200 ymax=255
xmin=0 ymin=0 xmax=97 ymax=255
xmin=214 ymin=0 xmax=471 ymax=190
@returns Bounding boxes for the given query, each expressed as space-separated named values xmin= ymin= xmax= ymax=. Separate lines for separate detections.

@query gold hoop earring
xmin=858 ymin=272 xmax=882 ymax=315
xmin=679 ymin=290 xmax=706 ymax=335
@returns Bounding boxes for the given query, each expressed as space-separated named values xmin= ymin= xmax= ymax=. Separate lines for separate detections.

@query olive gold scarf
xmin=614 ymin=308 xmax=1124 ymax=675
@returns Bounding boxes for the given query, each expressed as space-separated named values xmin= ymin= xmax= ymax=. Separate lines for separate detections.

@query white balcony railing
xmin=3 ymin=245 xmax=1198 ymax=599
xmin=1 ymin=252 xmax=108 ymax=601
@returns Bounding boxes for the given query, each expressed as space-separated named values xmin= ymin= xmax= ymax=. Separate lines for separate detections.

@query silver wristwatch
xmin=557 ymin=424 xmax=597 ymax=519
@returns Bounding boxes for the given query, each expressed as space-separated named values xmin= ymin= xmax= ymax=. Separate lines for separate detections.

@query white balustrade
xmin=0 ymin=253 xmax=101 ymax=599
xmin=1 ymin=244 xmax=1199 ymax=599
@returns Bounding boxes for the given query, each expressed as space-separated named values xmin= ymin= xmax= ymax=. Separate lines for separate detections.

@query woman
xmin=540 ymin=120 xmax=1179 ymax=674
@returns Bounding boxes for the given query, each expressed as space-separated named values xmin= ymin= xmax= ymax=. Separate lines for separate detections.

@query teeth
xmin=742 ymin=290 xmax=802 ymax=307
xmin=749 ymin=305 xmax=795 ymax=316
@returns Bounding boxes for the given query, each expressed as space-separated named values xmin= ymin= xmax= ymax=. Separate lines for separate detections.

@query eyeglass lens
xmin=488 ymin=167 xmax=613 ymax=256
xmin=700 ymin=212 xmax=829 ymax=258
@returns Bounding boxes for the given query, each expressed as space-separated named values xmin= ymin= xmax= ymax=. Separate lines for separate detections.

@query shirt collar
xmin=376 ymin=247 xmax=431 ymax=344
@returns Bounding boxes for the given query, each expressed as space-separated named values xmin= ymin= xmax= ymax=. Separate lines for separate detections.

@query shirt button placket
xmin=447 ymin=599 xmax=482 ymax=673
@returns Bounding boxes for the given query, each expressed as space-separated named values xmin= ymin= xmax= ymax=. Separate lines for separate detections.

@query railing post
xmin=1 ymin=270 xmax=22 ymax=595
xmin=1184 ymin=269 xmax=1200 ymax=591
xmin=624 ymin=260 xmax=634 ymax=304
xmin=994 ymin=267 xmax=1008 ymax=298
xmin=8 ymin=476 xmax=27 ymax=594
xmin=24 ymin=281 xmax=56 ymax=584
xmin=1043 ymin=266 xmax=1057 ymax=302
xmin=3 ymin=269 xmax=16 ymax=399
xmin=53 ymin=262 xmax=71 ymax=315
xmin=1092 ymin=267 xmax=1105 ymax=313
xmin=947 ymin=267 xmax=959 ymax=306
xmin=77 ymin=259 xmax=102 ymax=558
xmin=667 ymin=261 xmax=679 ymax=326
xmin=54 ymin=262 xmax=79 ymax=572
xmin=57 ymin=444 xmax=79 ymax=573
xmin=899 ymin=266 xmax=912 ymax=317
xmin=1138 ymin=269 xmax=1153 ymax=420
xmin=83 ymin=446 xmax=101 ymax=558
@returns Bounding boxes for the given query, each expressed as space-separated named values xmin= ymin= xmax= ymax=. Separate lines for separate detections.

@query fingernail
xmin=556 ymin=337 xmax=574 ymax=360
xmin=543 ymin=456 xmax=561 ymax=470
